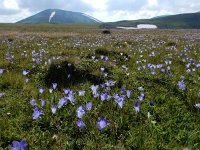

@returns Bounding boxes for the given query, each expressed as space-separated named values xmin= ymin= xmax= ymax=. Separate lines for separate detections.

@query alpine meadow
xmin=0 ymin=23 xmax=200 ymax=149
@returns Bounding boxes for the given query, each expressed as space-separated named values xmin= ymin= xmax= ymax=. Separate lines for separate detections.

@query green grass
xmin=0 ymin=24 xmax=200 ymax=149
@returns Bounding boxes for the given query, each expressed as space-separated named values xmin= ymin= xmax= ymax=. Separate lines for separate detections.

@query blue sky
xmin=0 ymin=0 xmax=200 ymax=23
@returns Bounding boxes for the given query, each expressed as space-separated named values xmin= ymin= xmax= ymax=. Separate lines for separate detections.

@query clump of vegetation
xmin=44 ymin=60 xmax=105 ymax=88
xmin=165 ymin=41 xmax=177 ymax=47
xmin=102 ymin=30 xmax=111 ymax=34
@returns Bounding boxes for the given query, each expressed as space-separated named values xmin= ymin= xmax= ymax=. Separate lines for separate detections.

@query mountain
xmin=100 ymin=12 xmax=200 ymax=29
xmin=17 ymin=9 xmax=102 ymax=24
xmin=151 ymin=15 xmax=169 ymax=19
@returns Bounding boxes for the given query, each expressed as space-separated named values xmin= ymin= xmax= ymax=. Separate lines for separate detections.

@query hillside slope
xmin=100 ymin=12 xmax=200 ymax=29
xmin=17 ymin=9 xmax=101 ymax=24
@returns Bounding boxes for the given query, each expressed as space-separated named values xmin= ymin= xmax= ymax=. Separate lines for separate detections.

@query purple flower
xmin=51 ymin=105 xmax=57 ymax=114
xmin=134 ymin=103 xmax=140 ymax=113
xmin=126 ymin=90 xmax=132 ymax=98
xmin=22 ymin=70 xmax=29 ymax=76
xmin=97 ymin=117 xmax=110 ymax=130
xmin=63 ymin=88 xmax=70 ymax=94
xmin=40 ymin=99 xmax=46 ymax=107
xmin=90 ymin=85 xmax=99 ymax=95
xmin=186 ymin=69 xmax=191 ymax=74
xmin=195 ymin=103 xmax=200 ymax=110
xmin=138 ymin=95 xmax=144 ymax=102
xmin=39 ymin=87 xmax=44 ymax=94
xmin=100 ymin=93 xmax=106 ymax=101
xmin=100 ymin=67 xmax=105 ymax=72
xmin=197 ymin=92 xmax=200 ymax=97
xmin=86 ymin=102 xmax=92 ymax=111
xmin=30 ymin=99 xmax=37 ymax=106
xmin=104 ymin=56 xmax=109 ymax=61
xmin=120 ymin=88 xmax=125 ymax=94
xmin=78 ymin=90 xmax=85 ymax=96
xmin=150 ymin=68 xmax=156 ymax=75
xmin=168 ymin=71 xmax=173 ymax=77
xmin=0 ymin=68 xmax=5 ymax=74
xmin=10 ymin=139 xmax=28 ymax=150
xmin=57 ymin=97 xmax=67 ymax=108
xmin=52 ymin=83 xmax=57 ymax=89
xmin=76 ymin=105 xmax=85 ymax=118
xmin=76 ymin=119 xmax=86 ymax=128
xmin=105 ymin=80 xmax=116 ymax=87
xmin=100 ymin=93 xmax=111 ymax=101
xmin=35 ymin=58 xmax=40 ymax=64
xmin=113 ymin=94 xmax=120 ymax=99
xmin=177 ymin=80 xmax=186 ymax=90
xmin=32 ymin=108 xmax=43 ymax=120
xmin=160 ymin=68 xmax=165 ymax=73
xmin=122 ymin=65 xmax=128 ymax=70
xmin=93 ymin=92 xmax=99 ymax=98
xmin=114 ymin=95 xmax=125 ymax=108
xmin=67 ymin=91 xmax=75 ymax=105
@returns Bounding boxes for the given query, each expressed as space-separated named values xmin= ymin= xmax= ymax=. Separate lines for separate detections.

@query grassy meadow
xmin=0 ymin=24 xmax=200 ymax=149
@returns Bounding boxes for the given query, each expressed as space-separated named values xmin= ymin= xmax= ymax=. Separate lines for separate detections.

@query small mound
xmin=44 ymin=61 xmax=104 ymax=88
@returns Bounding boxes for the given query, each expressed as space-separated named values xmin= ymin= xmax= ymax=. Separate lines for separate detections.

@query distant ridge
xmin=17 ymin=9 xmax=102 ymax=24
xmin=100 ymin=11 xmax=200 ymax=29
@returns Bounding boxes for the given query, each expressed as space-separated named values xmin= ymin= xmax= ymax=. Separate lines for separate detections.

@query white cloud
xmin=3 ymin=0 xmax=19 ymax=10
xmin=148 ymin=0 xmax=158 ymax=7
xmin=0 ymin=8 xmax=30 ymax=23
xmin=82 ymin=0 xmax=109 ymax=10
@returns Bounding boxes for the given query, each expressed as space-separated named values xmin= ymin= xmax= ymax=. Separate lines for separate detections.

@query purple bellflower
xmin=90 ymin=85 xmax=99 ymax=95
xmin=67 ymin=91 xmax=75 ymax=105
xmin=195 ymin=103 xmax=200 ymax=110
xmin=97 ymin=117 xmax=110 ymax=130
xmin=0 ymin=68 xmax=4 ymax=74
xmin=30 ymin=99 xmax=37 ymax=106
xmin=126 ymin=90 xmax=132 ymax=98
xmin=10 ymin=139 xmax=28 ymax=150
xmin=52 ymin=83 xmax=57 ymax=89
xmin=100 ymin=93 xmax=111 ymax=101
xmin=86 ymin=102 xmax=93 ymax=111
xmin=76 ymin=119 xmax=86 ymax=128
xmin=22 ymin=70 xmax=29 ymax=76
xmin=105 ymin=80 xmax=116 ymax=87
xmin=114 ymin=95 xmax=125 ymax=108
xmin=177 ymin=80 xmax=186 ymax=90
xmin=78 ymin=90 xmax=85 ymax=96
xmin=39 ymin=87 xmax=44 ymax=94
xmin=63 ymin=88 xmax=70 ymax=94
xmin=76 ymin=105 xmax=86 ymax=118
xmin=40 ymin=99 xmax=46 ymax=107
xmin=134 ymin=102 xmax=140 ymax=113
xmin=57 ymin=97 xmax=67 ymax=109
xmin=32 ymin=108 xmax=43 ymax=120
xmin=51 ymin=105 xmax=57 ymax=114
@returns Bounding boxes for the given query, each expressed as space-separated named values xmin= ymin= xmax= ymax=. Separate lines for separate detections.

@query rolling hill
xmin=100 ymin=12 xmax=200 ymax=29
xmin=17 ymin=9 xmax=101 ymax=24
